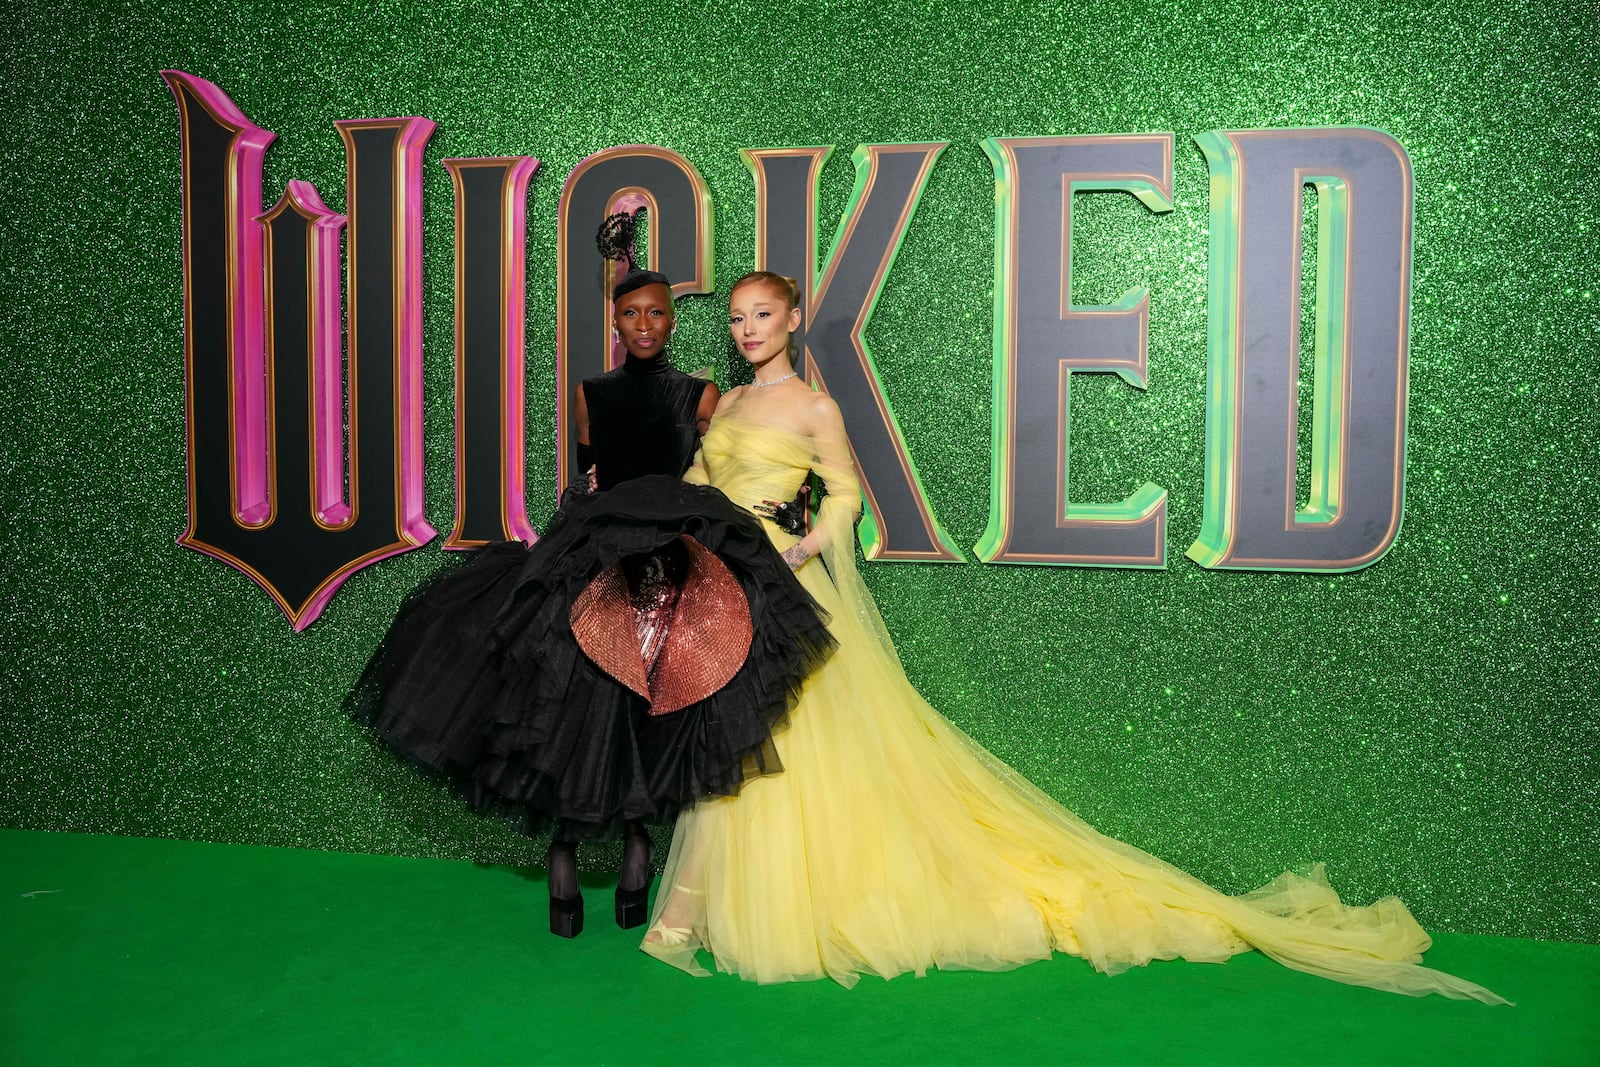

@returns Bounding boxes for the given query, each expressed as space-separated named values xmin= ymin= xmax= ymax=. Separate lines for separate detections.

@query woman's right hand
xmin=755 ymin=482 xmax=812 ymax=535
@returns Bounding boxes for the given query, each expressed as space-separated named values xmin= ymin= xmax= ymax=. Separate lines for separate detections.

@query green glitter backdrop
xmin=1 ymin=0 xmax=1595 ymax=943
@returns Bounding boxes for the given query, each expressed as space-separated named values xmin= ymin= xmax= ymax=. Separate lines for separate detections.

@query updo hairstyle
xmin=730 ymin=270 xmax=801 ymax=310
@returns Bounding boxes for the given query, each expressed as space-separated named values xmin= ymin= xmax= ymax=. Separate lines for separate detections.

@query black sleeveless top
xmin=582 ymin=354 xmax=710 ymax=491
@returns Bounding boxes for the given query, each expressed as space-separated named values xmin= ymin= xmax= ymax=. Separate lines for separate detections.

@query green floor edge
xmin=3 ymin=829 xmax=1596 ymax=1066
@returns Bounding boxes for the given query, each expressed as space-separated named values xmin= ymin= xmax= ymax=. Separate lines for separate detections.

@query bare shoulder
xmin=694 ymin=378 xmax=721 ymax=428
xmin=805 ymin=390 xmax=844 ymax=433
xmin=717 ymin=384 xmax=746 ymax=411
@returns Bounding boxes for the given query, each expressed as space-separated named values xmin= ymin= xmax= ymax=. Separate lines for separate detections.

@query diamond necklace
xmin=751 ymin=372 xmax=798 ymax=388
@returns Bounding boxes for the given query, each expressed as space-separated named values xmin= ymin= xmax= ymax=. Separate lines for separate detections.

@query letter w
xmin=164 ymin=71 xmax=434 ymax=630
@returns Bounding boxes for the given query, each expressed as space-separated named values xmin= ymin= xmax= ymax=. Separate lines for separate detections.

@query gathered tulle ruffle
xmin=347 ymin=475 xmax=835 ymax=839
xmin=642 ymin=416 xmax=1506 ymax=1004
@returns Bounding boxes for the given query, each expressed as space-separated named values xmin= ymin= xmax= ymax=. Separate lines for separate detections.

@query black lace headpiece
xmin=596 ymin=211 xmax=671 ymax=299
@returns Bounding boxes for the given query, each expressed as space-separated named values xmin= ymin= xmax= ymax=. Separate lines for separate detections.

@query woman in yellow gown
xmin=641 ymin=271 xmax=1504 ymax=1003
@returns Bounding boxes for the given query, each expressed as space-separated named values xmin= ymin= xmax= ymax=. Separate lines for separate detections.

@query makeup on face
xmin=729 ymin=282 xmax=800 ymax=366
xmin=614 ymin=282 xmax=674 ymax=358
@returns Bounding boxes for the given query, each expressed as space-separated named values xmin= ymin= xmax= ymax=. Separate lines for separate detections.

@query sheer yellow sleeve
xmin=802 ymin=400 xmax=905 ymax=669
xmin=806 ymin=399 xmax=861 ymax=559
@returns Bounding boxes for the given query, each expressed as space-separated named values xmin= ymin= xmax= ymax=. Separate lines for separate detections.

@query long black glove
xmin=559 ymin=444 xmax=598 ymax=507
xmin=755 ymin=479 xmax=812 ymax=536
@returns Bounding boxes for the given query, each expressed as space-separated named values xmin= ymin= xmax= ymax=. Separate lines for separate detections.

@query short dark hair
xmin=612 ymin=269 xmax=672 ymax=300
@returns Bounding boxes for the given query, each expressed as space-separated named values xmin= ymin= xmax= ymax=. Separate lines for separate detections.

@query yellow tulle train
xmin=644 ymin=415 xmax=1503 ymax=1003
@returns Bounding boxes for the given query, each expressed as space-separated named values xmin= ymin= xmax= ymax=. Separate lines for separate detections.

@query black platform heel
xmin=615 ymin=823 xmax=653 ymax=930
xmin=547 ymin=840 xmax=583 ymax=938
xmin=615 ymin=886 xmax=648 ymax=929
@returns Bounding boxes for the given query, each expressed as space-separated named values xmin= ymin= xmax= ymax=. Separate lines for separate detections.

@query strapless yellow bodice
xmin=698 ymin=416 xmax=816 ymax=516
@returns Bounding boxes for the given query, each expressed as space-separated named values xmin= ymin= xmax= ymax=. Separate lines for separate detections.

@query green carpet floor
xmin=3 ymin=829 xmax=1595 ymax=1066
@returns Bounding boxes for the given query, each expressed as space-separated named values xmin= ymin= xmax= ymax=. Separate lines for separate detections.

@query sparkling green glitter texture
xmin=1 ymin=0 xmax=1595 ymax=942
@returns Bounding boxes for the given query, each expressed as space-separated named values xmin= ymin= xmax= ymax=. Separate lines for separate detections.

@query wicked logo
xmin=165 ymin=70 xmax=1412 ymax=630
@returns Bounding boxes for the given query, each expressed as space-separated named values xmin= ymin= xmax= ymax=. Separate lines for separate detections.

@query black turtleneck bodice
xmin=582 ymin=354 xmax=710 ymax=491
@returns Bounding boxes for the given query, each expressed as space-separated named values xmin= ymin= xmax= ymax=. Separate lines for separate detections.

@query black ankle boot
xmin=615 ymin=824 xmax=653 ymax=930
xmin=547 ymin=840 xmax=583 ymax=938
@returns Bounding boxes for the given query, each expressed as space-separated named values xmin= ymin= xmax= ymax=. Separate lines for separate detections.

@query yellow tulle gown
xmin=643 ymin=414 xmax=1504 ymax=1003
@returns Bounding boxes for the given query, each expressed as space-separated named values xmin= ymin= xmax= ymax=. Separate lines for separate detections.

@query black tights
xmin=548 ymin=821 xmax=652 ymax=899
xmin=547 ymin=839 xmax=579 ymax=901
xmin=619 ymin=820 xmax=653 ymax=893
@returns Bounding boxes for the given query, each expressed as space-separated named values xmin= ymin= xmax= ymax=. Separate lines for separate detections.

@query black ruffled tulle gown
xmin=347 ymin=354 xmax=834 ymax=839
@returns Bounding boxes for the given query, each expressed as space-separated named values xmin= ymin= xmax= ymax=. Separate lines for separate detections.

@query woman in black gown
xmin=348 ymin=218 xmax=832 ymax=936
